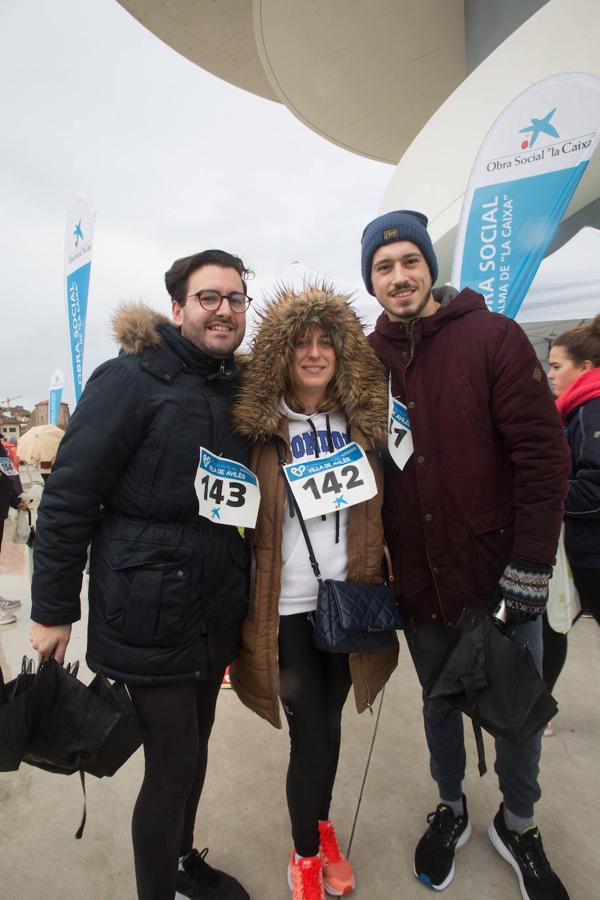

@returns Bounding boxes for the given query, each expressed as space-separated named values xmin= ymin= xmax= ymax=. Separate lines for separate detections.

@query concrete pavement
xmin=1 ymin=539 xmax=598 ymax=899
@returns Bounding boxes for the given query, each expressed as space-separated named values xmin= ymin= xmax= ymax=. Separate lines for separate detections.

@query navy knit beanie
xmin=361 ymin=209 xmax=438 ymax=295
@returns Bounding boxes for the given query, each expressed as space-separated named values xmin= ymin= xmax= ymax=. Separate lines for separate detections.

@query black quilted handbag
xmin=282 ymin=460 xmax=404 ymax=653
xmin=314 ymin=577 xmax=404 ymax=653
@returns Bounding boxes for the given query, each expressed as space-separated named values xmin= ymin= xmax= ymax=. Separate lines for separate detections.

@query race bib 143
xmin=195 ymin=447 xmax=260 ymax=529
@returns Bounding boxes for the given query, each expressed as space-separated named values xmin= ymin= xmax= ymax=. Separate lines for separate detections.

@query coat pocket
xmin=457 ymin=374 xmax=493 ymax=447
xmin=105 ymin=539 xmax=199 ymax=645
xmin=469 ymin=504 xmax=514 ymax=600
xmin=205 ymin=535 xmax=249 ymax=629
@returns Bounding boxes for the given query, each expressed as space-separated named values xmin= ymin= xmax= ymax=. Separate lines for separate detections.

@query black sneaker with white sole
xmin=488 ymin=805 xmax=570 ymax=900
xmin=414 ymin=795 xmax=471 ymax=890
xmin=175 ymin=848 xmax=250 ymax=900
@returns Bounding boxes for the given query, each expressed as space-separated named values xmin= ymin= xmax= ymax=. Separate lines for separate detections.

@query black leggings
xmin=278 ymin=613 xmax=352 ymax=857
xmin=542 ymin=564 xmax=600 ymax=693
xmin=127 ymin=654 xmax=227 ymax=900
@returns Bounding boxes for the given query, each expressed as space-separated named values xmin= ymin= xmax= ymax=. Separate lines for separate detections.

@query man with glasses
xmin=30 ymin=250 xmax=253 ymax=900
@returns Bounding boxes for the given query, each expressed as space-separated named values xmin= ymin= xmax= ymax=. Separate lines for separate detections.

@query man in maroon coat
xmin=361 ymin=210 xmax=570 ymax=900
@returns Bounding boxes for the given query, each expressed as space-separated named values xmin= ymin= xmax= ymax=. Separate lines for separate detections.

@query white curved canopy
xmin=253 ymin=0 xmax=465 ymax=163
xmin=118 ymin=0 xmax=466 ymax=163
xmin=380 ymin=0 xmax=600 ymax=280
xmin=117 ymin=0 xmax=278 ymax=102
xmin=117 ymin=0 xmax=600 ymax=270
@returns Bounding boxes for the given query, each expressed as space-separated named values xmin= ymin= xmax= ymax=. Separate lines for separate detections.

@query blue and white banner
xmin=65 ymin=194 xmax=95 ymax=403
xmin=48 ymin=368 xmax=65 ymax=425
xmin=451 ymin=72 xmax=600 ymax=318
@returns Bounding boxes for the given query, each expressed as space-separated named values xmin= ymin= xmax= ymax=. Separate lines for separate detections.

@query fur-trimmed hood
xmin=111 ymin=302 xmax=171 ymax=355
xmin=233 ymin=285 xmax=387 ymax=446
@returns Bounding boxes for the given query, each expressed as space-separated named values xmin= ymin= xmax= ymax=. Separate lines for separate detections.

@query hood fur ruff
xmin=234 ymin=285 xmax=387 ymax=446
xmin=111 ymin=302 xmax=171 ymax=355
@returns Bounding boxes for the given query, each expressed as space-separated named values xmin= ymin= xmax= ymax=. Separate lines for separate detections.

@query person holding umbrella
xmin=28 ymin=249 xmax=253 ymax=900
xmin=361 ymin=210 xmax=571 ymax=900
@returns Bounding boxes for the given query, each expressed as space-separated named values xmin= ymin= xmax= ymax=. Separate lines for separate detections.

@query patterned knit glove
xmin=497 ymin=559 xmax=552 ymax=625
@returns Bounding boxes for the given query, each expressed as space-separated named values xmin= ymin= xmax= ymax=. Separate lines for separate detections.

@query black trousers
xmin=542 ymin=564 xmax=600 ymax=693
xmin=127 ymin=633 xmax=233 ymax=900
xmin=278 ymin=613 xmax=352 ymax=857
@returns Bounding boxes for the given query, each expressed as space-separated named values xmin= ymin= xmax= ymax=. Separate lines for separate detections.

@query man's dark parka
xmin=31 ymin=304 xmax=250 ymax=683
xmin=368 ymin=288 xmax=570 ymax=627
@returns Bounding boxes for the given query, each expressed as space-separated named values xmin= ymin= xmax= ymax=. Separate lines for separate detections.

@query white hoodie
xmin=278 ymin=399 xmax=350 ymax=616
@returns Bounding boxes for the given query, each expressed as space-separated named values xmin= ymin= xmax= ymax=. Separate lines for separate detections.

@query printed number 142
xmin=302 ymin=465 xmax=363 ymax=501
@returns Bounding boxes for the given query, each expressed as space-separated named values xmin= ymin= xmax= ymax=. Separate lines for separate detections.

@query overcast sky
xmin=1 ymin=0 xmax=392 ymax=412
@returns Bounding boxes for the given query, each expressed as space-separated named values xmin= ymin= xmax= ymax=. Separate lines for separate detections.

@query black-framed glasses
xmin=186 ymin=290 xmax=252 ymax=313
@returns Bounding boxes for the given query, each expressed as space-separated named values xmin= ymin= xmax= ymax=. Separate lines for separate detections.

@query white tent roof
xmin=278 ymin=262 xmax=379 ymax=333
xmin=516 ymin=227 xmax=600 ymax=324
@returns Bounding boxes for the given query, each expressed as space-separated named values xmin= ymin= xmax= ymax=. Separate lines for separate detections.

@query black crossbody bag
xmin=279 ymin=455 xmax=404 ymax=653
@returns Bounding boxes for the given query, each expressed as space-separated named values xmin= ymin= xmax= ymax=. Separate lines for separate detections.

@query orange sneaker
xmin=318 ymin=820 xmax=355 ymax=896
xmin=287 ymin=850 xmax=325 ymax=900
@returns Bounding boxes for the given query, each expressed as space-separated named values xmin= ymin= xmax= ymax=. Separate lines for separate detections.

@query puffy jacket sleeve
xmin=0 ymin=447 xmax=22 ymax=515
xmin=8 ymin=474 xmax=23 ymax=509
xmin=489 ymin=318 xmax=570 ymax=565
xmin=565 ymin=402 xmax=600 ymax=518
xmin=31 ymin=359 xmax=145 ymax=625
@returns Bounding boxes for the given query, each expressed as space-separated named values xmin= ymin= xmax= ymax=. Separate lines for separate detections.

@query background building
xmin=0 ymin=404 xmax=31 ymax=439
xmin=118 ymin=0 xmax=600 ymax=289
xmin=28 ymin=401 xmax=70 ymax=430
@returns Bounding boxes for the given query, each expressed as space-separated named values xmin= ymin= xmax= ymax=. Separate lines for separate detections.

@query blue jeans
xmin=407 ymin=617 xmax=543 ymax=818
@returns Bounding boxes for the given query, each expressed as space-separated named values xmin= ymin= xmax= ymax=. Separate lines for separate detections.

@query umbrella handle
xmin=75 ymin=770 xmax=87 ymax=840
xmin=471 ymin=717 xmax=487 ymax=777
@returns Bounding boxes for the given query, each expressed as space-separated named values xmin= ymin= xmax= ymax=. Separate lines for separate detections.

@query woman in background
xmin=543 ymin=315 xmax=600 ymax=723
xmin=0 ymin=438 xmax=26 ymax=623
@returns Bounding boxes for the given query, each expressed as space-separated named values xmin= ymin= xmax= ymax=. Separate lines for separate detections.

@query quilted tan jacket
xmin=229 ymin=285 xmax=399 ymax=727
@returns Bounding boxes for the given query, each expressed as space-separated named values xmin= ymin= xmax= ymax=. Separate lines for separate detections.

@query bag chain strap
xmin=276 ymin=441 xmax=323 ymax=583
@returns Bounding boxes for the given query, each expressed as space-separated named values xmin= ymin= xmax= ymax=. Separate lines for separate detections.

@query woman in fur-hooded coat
xmin=230 ymin=285 xmax=398 ymax=885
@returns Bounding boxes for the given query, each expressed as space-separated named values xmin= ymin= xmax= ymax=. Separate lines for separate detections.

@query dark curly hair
xmin=164 ymin=249 xmax=252 ymax=305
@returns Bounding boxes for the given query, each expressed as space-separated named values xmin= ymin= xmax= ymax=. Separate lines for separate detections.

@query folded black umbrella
xmin=0 ymin=657 xmax=143 ymax=837
xmin=426 ymin=610 xmax=558 ymax=775
xmin=83 ymin=673 xmax=144 ymax=778
xmin=20 ymin=659 xmax=143 ymax=778
xmin=22 ymin=660 xmax=120 ymax=776
xmin=0 ymin=658 xmax=44 ymax=772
